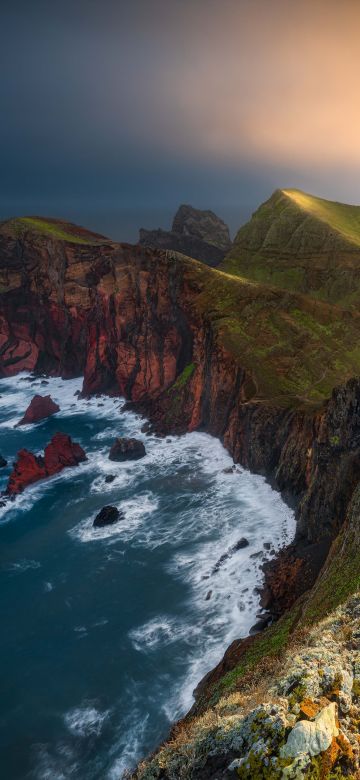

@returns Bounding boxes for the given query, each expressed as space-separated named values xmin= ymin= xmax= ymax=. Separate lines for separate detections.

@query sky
xmin=2 ymin=0 xmax=360 ymax=241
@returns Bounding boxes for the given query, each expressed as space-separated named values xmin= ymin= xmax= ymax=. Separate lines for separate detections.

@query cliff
xmin=222 ymin=188 xmax=360 ymax=308
xmin=139 ymin=203 xmax=231 ymax=266
xmin=2 ymin=203 xmax=360 ymax=778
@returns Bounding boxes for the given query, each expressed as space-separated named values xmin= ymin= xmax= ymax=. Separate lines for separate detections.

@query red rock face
xmin=6 ymin=433 xmax=87 ymax=495
xmin=2 ymin=226 xmax=360 ymax=620
xmin=17 ymin=394 xmax=60 ymax=425
xmin=43 ymin=433 xmax=87 ymax=475
xmin=6 ymin=450 xmax=47 ymax=495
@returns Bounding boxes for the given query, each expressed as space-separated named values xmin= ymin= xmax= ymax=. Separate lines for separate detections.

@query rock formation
xmin=17 ymin=394 xmax=60 ymax=425
xmin=93 ymin=505 xmax=122 ymax=527
xmin=139 ymin=204 xmax=231 ymax=266
xmin=6 ymin=432 xmax=87 ymax=494
xmin=109 ymin=437 xmax=146 ymax=461
xmin=2 ymin=199 xmax=360 ymax=777
xmin=0 ymin=455 xmax=7 ymax=467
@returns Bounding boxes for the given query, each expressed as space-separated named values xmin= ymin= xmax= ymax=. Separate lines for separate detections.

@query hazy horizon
xmin=3 ymin=0 xmax=360 ymax=241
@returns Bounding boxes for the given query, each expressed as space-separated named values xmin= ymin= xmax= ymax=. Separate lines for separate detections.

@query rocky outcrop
xmin=139 ymin=204 xmax=231 ymax=266
xmin=134 ymin=594 xmax=360 ymax=778
xmin=0 ymin=455 xmax=7 ymax=467
xmin=6 ymin=432 xmax=87 ymax=495
xmin=17 ymin=394 xmax=60 ymax=425
xmin=93 ymin=505 xmax=122 ymax=527
xmin=109 ymin=437 xmax=146 ymax=461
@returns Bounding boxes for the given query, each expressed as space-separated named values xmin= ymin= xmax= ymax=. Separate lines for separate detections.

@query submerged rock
xmin=104 ymin=474 xmax=116 ymax=483
xmin=17 ymin=394 xmax=60 ymax=425
xmin=0 ymin=455 xmax=7 ymax=468
xmin=109 ymin=437 xmax=146 ymax=462
xmin=6 ymin=433 xmax=87 ymax=495
xmin=93 ymin=505 xmax=123 ymax=528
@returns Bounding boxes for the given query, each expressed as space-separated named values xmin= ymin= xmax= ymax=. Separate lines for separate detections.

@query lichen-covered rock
xmin=281 ymin=703 xmax=338 ymax=758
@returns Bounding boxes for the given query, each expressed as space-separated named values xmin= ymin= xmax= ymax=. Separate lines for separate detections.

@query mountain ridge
xmin=223 ymin=188 xmax=360 ymax=307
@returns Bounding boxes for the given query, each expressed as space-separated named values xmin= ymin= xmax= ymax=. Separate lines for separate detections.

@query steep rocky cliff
xmin=2 ymin=205 xmax=360 ymax=778
xmin=139 ymin=203 xmax=231 ymax=266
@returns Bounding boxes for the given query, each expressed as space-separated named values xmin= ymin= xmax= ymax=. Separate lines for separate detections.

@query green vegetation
xmin=222 ymin=188 xmax=360 ymax=308
xmin=302 ymin=486 xmax=360 ymax=624
xmin=6 ymin=216 xmax=105 ymax=245
xmin=169 ymin=362 xmax=195 ymax=393
xmin=283 ymin=189 xmax=360 ymax=247
xmin=177 ymin=255 xmax=360 ymax=409
xmin=207 ymin=608 xmax=300 ymax=705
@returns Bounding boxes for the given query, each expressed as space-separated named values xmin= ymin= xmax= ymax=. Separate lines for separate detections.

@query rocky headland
xmin=2 ymin=195 xmax=360 ymax=777
xmin=139 ymin=203 xmax=231 ymax=266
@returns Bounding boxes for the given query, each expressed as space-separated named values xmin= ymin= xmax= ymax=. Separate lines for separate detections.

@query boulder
xmin=93 ymin=505 xmax=123 ymax=528
xmin=17 ymin=394 xmax=60 ymax=425
xmin=6 ymin=433 xmax=87 ymax=495
xmin=104 ymin=474 xmax=116 ymax=483
xmin=109 ymin=437 xmax=146 ymax=462
xmin=0 ymin=455 xmax=7 ymax=468
xmin=281 ymin=703 xmax=338 ymax=758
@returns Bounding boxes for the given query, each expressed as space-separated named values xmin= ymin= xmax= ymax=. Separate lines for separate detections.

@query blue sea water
xmin=0 ymin=375 xmax=295 ymax=779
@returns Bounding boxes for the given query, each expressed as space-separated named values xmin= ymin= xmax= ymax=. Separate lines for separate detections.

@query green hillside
xmin=223 ymin=189 xmax=360 ymax=307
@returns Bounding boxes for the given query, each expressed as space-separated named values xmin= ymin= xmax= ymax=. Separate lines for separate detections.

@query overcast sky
xmin=2 ymin=0 xmax=360 ymax=240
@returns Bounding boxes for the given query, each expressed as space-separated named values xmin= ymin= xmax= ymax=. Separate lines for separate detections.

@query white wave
xmin=68 ymin=493 xmax=158 ymax=544
xmin=129 ymin=616 xmax=202 ymax=652
xmin=64 ymin=704 xmax=110 ymax=738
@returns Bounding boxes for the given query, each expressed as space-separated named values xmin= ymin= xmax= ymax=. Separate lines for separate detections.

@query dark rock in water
xmin=105 ymin=474 xmax=116 ymax=483
xmin=74 ymin=390 xmax=81 ymax=397
xmin=139 ymin=204 xmax=231 ymax=267
xmin=0 ymin=455 xmax=7 ymax=468
xmin=93 ymin=505 xmax=123 ymax=528
xmin=109 ymin=437 xmax=146 ymax=461
xmin=41 ymin=380 xmax=49 ymax=385
xmin=141 ymin=421 xmax=151 ymax=434
xmin=205 ymin=590 xmax=212 ymax=601
xmin=17 ymin=394 xmax=60 ymax=426
xmin=233 ymin=537 xmax=249 ymax=551
xmin=212 ymin=537 xmax=250 ymax=575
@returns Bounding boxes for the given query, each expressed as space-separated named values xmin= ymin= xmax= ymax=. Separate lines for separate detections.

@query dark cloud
xmin=1 ymin=0 xmax=360 ymax=241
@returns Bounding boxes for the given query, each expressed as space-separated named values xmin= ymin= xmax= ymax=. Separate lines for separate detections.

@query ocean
xmin=0 ymin=374 xmax=295 ymax=778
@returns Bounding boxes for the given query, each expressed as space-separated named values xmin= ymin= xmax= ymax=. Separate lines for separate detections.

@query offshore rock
xmin=109 ymin=437 xmax=146 ymax=461
xmin=0 ymin=455 xmax=7 ymax=467
xmin=93 ymin=505 xmax=122 ymax=528
xmin=139 ymin=204 xmax=231 ymax=266
xmin=17 ymin=394 xmax=60 ymax=425
xmin=6 ymin=433 xmax=86 ymax=494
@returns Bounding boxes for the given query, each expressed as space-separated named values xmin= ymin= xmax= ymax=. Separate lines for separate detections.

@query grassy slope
xmin=180 ymin=256 xmax=360 ymax=408
xmin=223 ymin=189 xmax=360 ymax=307
xmin=1 ymin=216 xmax=109 ymax=245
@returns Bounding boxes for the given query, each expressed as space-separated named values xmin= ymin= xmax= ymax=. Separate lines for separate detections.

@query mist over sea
xmin=0 ymin=374 xmax=295 ymax=778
